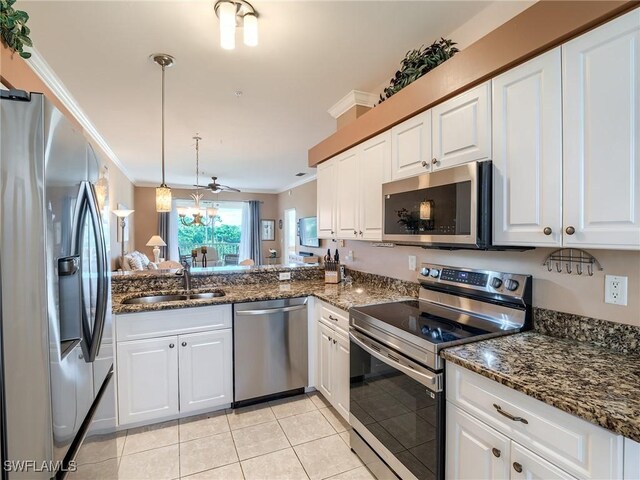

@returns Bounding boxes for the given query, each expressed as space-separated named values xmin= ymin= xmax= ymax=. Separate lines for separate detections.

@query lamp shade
xmin=156 ymin=186 xmax=172 ymax=212
xmin=219 ymin=1 xmax=236 ymax=50
xmin=146 ymin=235 xmax=167 ymax=247
xmin=243 ymin=13 xmax=258 ymax=47
xmin=112 ymin=209 xmax=134 ymax=218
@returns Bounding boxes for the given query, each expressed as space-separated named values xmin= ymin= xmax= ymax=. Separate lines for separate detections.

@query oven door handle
xmin=349 ymin=331 xmax=441 ymax=391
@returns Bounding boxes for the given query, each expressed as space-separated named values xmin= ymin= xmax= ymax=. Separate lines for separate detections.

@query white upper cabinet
xmin=358 ymin=132 xmax=390 ymax=240
xmin=432 ymin=81 xmax=491 ymax=170
xmin=336 ymin=149 xmax=360 ymax=238
xmin=492 ymin=48 xmax=563 ymax=247
xmin=563 ymin=9 xmax=640 ymax=250
xmin=390 ymin=110 xmax=432 ymax=180
xmin=317 ymin=157 xmax=337 ymax=239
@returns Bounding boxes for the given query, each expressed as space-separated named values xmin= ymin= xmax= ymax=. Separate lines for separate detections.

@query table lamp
xmin=112 ymin=209 xmax=134 ymax=269
xmin=146 ymin=235 xmax=167 ymax=263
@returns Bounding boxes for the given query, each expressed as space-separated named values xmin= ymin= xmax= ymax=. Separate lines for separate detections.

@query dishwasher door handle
xmin=235 ymin=304 xmax=307 ymax=316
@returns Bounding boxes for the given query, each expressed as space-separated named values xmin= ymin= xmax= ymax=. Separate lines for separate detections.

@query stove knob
xmin=429 ymin=269 xmax=440 ymax=278
xmin=491 ymin=277 xmax=503 ymax=289
xmin=420 ymin=267 xmax=430 ymax=277
xmin=505 ymin=279 xmax=519 ymax=291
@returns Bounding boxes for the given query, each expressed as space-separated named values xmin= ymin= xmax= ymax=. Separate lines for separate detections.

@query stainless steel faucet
xmin=177 ymin=260 xmax=192 ymax=292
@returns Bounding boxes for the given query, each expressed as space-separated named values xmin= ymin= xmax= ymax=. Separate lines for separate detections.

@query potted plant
xmin=379 ymin=38 xmax=459 ymax=103
xmin=0 ymin=0 xmax=32 ymax=59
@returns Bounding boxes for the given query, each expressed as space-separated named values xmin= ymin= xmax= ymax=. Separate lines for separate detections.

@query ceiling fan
xmin=195 ymin=176 xmax=241 ymax=193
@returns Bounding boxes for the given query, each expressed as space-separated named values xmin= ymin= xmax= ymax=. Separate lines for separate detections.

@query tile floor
xmin=78 ymin=392 xmax=375 ymax=480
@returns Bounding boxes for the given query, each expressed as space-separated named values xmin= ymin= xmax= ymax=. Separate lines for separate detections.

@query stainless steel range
xmin=348 ymin=263 xmax=532 ymax=480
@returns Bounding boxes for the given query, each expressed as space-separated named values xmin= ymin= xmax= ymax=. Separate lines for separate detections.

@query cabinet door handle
xmin=513 ymin=462 xmax=523 ymax=473
xmin=181 ymin=342 xmax=187 ymax=347
xmin=169 ymin=343 xmax=175 ymax=349
xmin=328 ymin=315 xmax=338 ymax=322
xmin=330 ymin=230 xmax=334 ymax=235
xmin=353 ymin=230 xmax=358 ymax=236
xmin=565 ymin=226 xmax=576 ymax=235
xmin=359 ymin=231 xmax=363 ymax=236
xmin=421 ymin=160 xmax=430 ymax=168
xmin=492 ymin=448 xmax=501 ymax=458
xmin=543 ymin=227 xmax=552 ymax=235
xmin=493 ymin=404 xmax=528 ymax=424
xmin=333 ymin=339 xmax=337 ymax=344
xmin=431 ymin=158 xmax=438 ymax=165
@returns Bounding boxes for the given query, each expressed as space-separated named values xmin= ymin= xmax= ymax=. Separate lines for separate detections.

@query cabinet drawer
xmin=319 ymin=302 xmax=349 ymax=334
xmin=447 ymin=363 xmax=623 ymax=479
xmin=116 ymin=305 xmax=232 ymax=342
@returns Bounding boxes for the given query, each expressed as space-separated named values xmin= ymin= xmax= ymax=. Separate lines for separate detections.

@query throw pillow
xmin=128 ymin=255 xmax=143 ymax=271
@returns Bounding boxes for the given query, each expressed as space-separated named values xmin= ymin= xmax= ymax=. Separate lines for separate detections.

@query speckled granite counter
xmin=112 ymin=279 xmax=416 ymax=315
xmin=442 ymin=332 xmax=640 ymax=442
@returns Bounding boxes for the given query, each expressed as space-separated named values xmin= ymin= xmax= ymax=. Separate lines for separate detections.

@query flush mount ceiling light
xmin=151 ymin=53 xmax=175 ymax=212
xmin=214 ymin=0 xmax=259 ymax=50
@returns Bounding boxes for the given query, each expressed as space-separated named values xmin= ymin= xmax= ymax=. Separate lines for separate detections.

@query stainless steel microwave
xmin=382 ymin=161 xmax=492 ymax=249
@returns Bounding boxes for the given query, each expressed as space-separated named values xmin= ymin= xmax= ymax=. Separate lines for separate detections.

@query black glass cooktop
xmin=352 ymin=300 xmax=499 ymax=346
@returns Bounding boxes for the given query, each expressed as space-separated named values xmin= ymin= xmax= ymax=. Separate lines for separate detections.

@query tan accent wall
xmin=336 ymin=105 xmax=372 ymax=130
xmin=1 ymin=43 xmax=135 ymax=270
xmin=276 ymin=180 xmax=328 ymax=261
xmin=309 ymin=1 xmax=640 ymax=166
xmin=133 ymin=186 xmax=279 ymax=262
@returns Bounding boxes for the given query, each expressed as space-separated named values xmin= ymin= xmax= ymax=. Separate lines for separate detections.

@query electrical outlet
xmin=408 ymin=255 xmax=417 ymax=271
xmin=605 ymin=275 xmax=628 ymax=305
xmin=345 ymin=250 xmax=354 ymax=262
xmin=279 ymin=272 xmax=291 ymax=281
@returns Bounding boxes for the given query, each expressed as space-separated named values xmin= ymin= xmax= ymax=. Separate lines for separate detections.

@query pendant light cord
xmin=161 ymin=63 xmax=167 ymax=187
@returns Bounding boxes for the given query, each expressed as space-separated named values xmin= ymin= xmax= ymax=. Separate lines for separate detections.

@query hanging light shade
xmin=214 ymin=1 xmax=259 ymax=50
xmin=151 ymin=53 xmax=175 ymax=212
xmin=218 ymin=1 xmax=237 ymax=50
xmin=243 ymin=13 xmax=258 ymax=47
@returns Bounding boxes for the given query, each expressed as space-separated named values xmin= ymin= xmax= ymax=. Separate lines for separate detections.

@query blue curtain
xmin=249 ymin=200 xmax=262 ymax=265
xmin=158 ymin=212 xmax=170 ymax=259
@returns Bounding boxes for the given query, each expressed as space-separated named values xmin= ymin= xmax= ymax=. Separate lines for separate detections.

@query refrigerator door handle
xmin=71 ymin=181 xmax=108 ymax=363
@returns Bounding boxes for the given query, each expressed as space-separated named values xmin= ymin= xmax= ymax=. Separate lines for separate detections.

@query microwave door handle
xmin=84 ymin=182 xmax=108 ymax=362
xmin=349 ymin=332 xmax=439 ymax=390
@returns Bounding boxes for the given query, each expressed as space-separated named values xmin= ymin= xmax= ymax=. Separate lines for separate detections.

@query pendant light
xmin=152 ymin=53 xmax=175 ymax=212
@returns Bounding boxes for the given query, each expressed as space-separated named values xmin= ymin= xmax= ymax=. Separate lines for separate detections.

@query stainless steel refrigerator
xmin=0 ymin=89 xmax=117 ymax=479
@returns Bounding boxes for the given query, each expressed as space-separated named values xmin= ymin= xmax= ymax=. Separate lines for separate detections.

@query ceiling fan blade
xmin=219 ymin=185 xmax=241 ymax=192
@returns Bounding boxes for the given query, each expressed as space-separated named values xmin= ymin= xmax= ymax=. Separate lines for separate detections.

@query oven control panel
xmin=418 ymin=263 xmax=530 ymax=298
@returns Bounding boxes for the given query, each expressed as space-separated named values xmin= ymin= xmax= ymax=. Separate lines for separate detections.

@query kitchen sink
xmin=123 ymin=291 xmax=225 ymax=305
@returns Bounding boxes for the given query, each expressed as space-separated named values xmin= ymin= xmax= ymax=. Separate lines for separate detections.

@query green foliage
xmin=177 ymin=220 xmax=241 ymax=257
xmin=0 ymin=0 xmax=33 ymax=59
xmin=379 ymin=38 xmax=459 ymax=104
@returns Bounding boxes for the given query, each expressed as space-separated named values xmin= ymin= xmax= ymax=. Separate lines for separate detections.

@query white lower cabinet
xmin=447 ymin=363 xmax=623 ymax=480
xmin=116 ymin=305 xmax=233 ymax=427
xmin=178 ymin=330 xmax=233 ymax=414
xmin=315 ymin=301 xmax=350 ymax=421
xmin=117 ymin=336 xmax=179 ymax=425
xmin=447 ymin=402 xmax=511 ymax=480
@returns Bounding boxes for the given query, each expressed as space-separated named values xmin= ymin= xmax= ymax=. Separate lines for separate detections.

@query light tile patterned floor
xmin=112 ymin=392 xmax=374 ymax=480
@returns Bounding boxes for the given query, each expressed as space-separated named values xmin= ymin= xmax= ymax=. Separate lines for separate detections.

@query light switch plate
xmin=408 ymin=255 xmax=417 ymax=271
xmin=279 ymin=272 xmax=291 ymax=281
xmin=605 ymin=275 xmax=628 ymax=305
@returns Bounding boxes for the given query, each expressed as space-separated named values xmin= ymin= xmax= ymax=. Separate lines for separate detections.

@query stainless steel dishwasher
xmin=233 ymin=297 xmax=308 ymax=404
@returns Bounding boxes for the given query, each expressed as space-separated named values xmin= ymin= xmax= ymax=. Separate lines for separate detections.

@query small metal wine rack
xmin=542 ymin=248 xmax=603 ymax=276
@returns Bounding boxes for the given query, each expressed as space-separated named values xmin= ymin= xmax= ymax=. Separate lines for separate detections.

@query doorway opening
xmin=283 ymin=208 xmax=296 ymax=262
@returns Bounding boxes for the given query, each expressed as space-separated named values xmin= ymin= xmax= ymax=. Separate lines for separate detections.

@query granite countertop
xmin=112 ymin=279 xmax=415 ymax=315
xmin=442 ymin=332 xmax=640 ymax=442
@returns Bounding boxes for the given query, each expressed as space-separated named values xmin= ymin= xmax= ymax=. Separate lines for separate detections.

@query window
xmin=176 ymin=200 xmax=244 ymax=263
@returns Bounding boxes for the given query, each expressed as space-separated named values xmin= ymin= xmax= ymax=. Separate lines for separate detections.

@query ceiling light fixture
xmin=214 ymin=0 xmax=259 ymax=50
xmin=178 ymin=135 xmax=219 ymax=227
xmin=151 ymin=53 xmax=175 ymax=212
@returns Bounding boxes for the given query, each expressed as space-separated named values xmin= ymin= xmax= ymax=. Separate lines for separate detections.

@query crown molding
xmin=276 ymin=173 xmax=317 ymax=194
xmin=328 ymin=90 xmax=377 ymax=119
xmin=26 ymin=47 xmax=135 ymax=183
